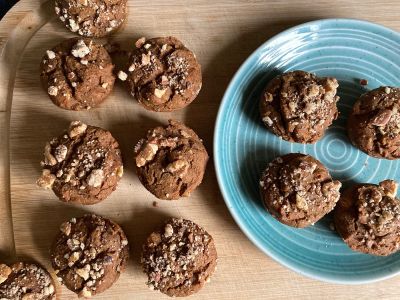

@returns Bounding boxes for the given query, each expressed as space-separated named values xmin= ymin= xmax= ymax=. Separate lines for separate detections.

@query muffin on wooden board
xmin=40 ymin=38 xmax=115 ymax=110
xmin=37 ymin=121 xmax=123 ymax=205
xmin=141 ymin=218 xmax=217 ymax=297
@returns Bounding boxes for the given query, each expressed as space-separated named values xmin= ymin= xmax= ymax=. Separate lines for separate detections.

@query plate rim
xmin=213 ymin=18 xmax=400 ymax=285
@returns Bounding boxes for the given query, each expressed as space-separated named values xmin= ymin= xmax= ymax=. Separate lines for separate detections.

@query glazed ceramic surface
xmin=214 ymin=19 xmax=400 ymax=283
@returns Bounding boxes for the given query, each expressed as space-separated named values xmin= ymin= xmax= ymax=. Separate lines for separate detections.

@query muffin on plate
xmin=334 ymin=180 xmax=400 ymax=256
xmin=260 ymin=153 xmax=342 ymax=228
xmin=260 ymin=70 xmax=339 ymax=143
xmin=348 ymin=86 xmax=400 ymax=159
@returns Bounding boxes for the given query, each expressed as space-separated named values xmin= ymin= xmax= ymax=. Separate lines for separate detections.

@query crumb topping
xmin=0 ymin=263 xmax=55 ymax=299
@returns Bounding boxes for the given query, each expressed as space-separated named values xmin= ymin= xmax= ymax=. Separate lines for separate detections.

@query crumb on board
xmin=360 ymin=79 xmax=368 ymax=86
xmin=152 ymin=201 xmax=159 ymax=208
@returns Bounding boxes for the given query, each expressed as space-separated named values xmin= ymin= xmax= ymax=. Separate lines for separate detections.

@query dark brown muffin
xmin=334 ymin=180 xmax=400 ymax=256
xmin=55 ymin=0 xmax=127 ymax=37
xmin=260 ymin=70 xmax=339 ymax=143
xmin=0 ymin=262 xmax=56 ymax=299
xmin=141 ymin=218 xmax=217 ymax=297
xmin=50 ymin=214 xmax=129 ymax=297
xmin=348 ymin=86 xmax=400 ymax=159
xmin=123 ymin=36 xmax=202 ymax=112
xmin=134 ymin=120 xmax=208 ymax=200
xmin=37 ymin=121 xmax=123 ymax=205
xmin=260 ymin=153 xmax=342 ymax=228
xmin=40 ymin=38 xmax=115 ymax=110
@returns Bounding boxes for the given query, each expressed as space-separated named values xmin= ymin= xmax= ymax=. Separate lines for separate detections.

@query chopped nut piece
xmin=154 ymin=88 xmax=166 ymax=98
xmin=68 ymin=251 xmax=81 ymax=266
xmin=87 ymin=169 xmax=104 ymax=187
xmin=0 ymin=264 xmax=11 ymax=284
xmin=166 ymin=159 xmax=188 ymax=174
xmin=46 ymin=50 xmax=56 ymax=59
xmin=371 ymin=109 xmax=392 ymax=127
xmin=48 ymin=86 xmax=58 ymax=96
xmin=43 ymin=284 xmax=55 ymax=296
xmin=44 ymin=142 xmax=57 ymax=166
xmin=54 ymin=144 xmax=68 ymax=162
xmin=116 ymin=166 xmax=124 ymax=177
xmin=262 ymin=116 xmax=273 ymax=126
xmin=136 ymin=143 xmax=158 ymax=167
xmin=118 ymin=70 xmax=128 ymax=81
xmin=164 ymin=224 xmax=174 ymax=237
xmin=79 ymin=287 xmax=92 ymax=298
xmin=295 ymin=193 xmax=308 ymax=210
xmin=379 ymin=180 xmax=398 ymax=198
xmin=141 ymin=53 xmax=150 ymax=65
xmin=128 ymin=64 xmax=135 ymax=72
xmin=69 ymin=19 xmax=80 ymax=32
xmin=76 ymin=264 xmax=90 ymax=280
xmin=37 ymin=169 xmax=56 ymax=189
xmin=60 ymin=221 xmax=72 ymax=236
xmin=68 ymin=121 xmax=87 ymax=138
xmin=71 ymin=40 xmax=90 ymax=58
xmin=385 ymin=87 xmax=391 ymax=94
xmin=135 ymin=37 xmax=146 ymax=48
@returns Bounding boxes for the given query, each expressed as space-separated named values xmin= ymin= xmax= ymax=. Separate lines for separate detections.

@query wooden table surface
xmin=1 ymin=1 xmax=400 ymax=299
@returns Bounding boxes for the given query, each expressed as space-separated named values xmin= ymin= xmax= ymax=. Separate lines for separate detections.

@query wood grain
xmin=2 ymin=0 xmax=400 ymax=299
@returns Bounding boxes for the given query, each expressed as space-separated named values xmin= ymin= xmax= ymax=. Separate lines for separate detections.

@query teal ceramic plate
xmin=214 ymin=19 xmax=400 ymax=284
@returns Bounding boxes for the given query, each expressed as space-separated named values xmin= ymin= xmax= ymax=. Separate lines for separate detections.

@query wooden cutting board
xmin=1 ymin=0 xmax=400 ymax=299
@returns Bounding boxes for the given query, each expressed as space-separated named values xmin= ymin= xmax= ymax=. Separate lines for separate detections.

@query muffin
xmin=124 ymin=36 xmax=202 ymax=112
xmin=37 ymin=121 xmax=123 ymax=205
xmin=141 ymin=218 xmax=217 ymax=297
xmin=40 ymin=38 xmax=115 ymax=110
xmin=260 ymin=70 xmax=339 ymax=143
xmin=334 ymin=180 xmax=400 ymax=256
xmin=260 ymin=153 xmax=342 ymax=228
xmin=134 ymin=120 xmax=208 ymax=200
xmin=50 ymin=214 xmax=129 ymax=297
xmin=0 ymin=262 xmax=56 ymax=299
xmin=55 ymin=0 xmax=127 ymax=37
xmin=348 ymin=86 xmax=400 ymax=159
